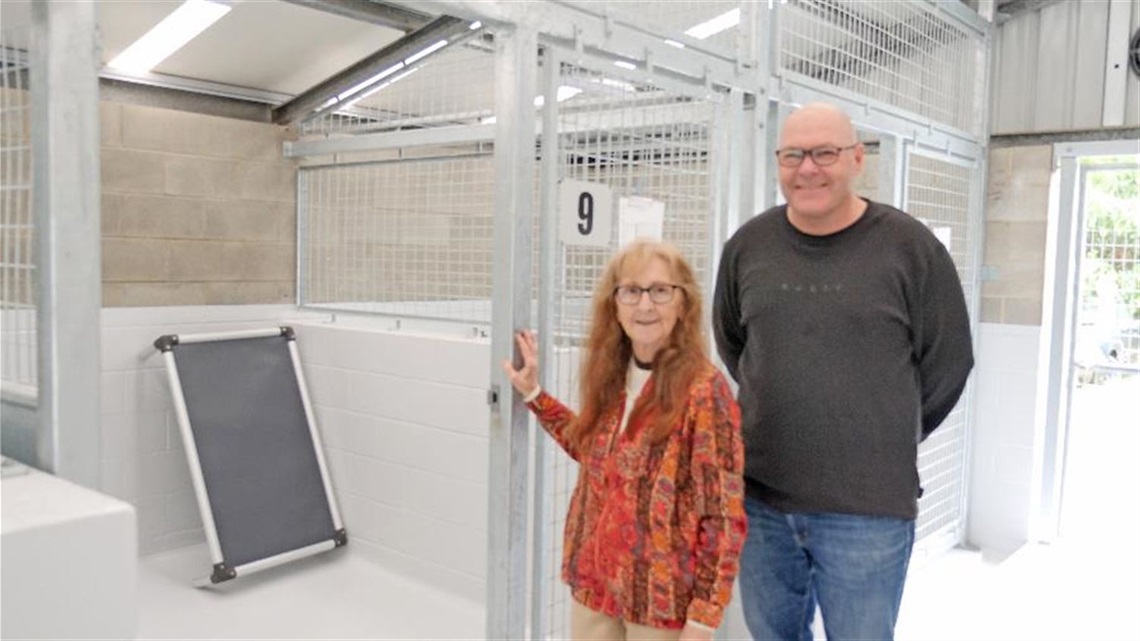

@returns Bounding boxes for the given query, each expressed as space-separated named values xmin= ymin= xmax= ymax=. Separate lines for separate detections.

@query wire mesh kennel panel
xmin=906 ymin=150 xmax=981 ymax=551
xmin=0 ymin=30 xmax=36 ymax=393
xmin=533 ymin=54 xmax=726 ymax=640
xmin=776 ymin=0 xmax=986 ymax=136
xmin=295 ymin=32 xmax=500 ymax=325
xmin=298 ymin=154 xmax=496 ymax=323
xmin=1077 ymin=164 xmax=1140 ymax=367
xmin=300 ymin=26 xmax=494 ymax=138
xmin=563 ymin=0 xmax=745 ymax=60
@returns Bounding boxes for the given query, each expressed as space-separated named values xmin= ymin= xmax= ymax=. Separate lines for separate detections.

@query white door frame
xmin=1036 ymin=139 xmax=1140 ymax=542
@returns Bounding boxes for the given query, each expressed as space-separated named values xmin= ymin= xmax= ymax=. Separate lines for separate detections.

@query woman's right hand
xmin=500 ymin=330 xmax=540 ymax=398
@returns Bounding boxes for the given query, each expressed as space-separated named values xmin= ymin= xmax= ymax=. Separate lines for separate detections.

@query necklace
xmin=633 ymin=356 xmax=654 ymax=370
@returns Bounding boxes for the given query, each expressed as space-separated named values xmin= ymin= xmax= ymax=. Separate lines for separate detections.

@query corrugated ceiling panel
xmin=1071 ymin=0 xmax=1111 ymax=129
xmin=1031 ymin=2 xmax=1077 ymax=132
xmin=991 ymin=0 xmax=1140 ymax=134
xmin=1128 ymin=0 xmax=1140 ymax=126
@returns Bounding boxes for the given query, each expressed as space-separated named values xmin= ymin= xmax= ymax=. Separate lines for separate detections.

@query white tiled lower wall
xmin=101 ymin=305 xmax=303 ymax=553
xmin=967 ymin=322 xmax=1042 ymax=558
xmin=294 ymin=320 xmax=490 ymax=602
xmin=99 ymin=306 xmax=491 ymax=602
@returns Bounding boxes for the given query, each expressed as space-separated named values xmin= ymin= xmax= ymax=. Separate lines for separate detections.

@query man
xmin=712 ymin=102 xmax=974 ymax=640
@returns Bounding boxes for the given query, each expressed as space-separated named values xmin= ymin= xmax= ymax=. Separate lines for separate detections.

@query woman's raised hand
xmin=500 ymin=330 xmax=540 ymax=398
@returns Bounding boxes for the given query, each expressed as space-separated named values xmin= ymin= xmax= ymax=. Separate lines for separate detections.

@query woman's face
xmin=614 ymin=257 xmax=683 ymax=362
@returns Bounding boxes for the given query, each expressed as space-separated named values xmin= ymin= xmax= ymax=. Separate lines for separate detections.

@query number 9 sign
xmin=559 ymin=179 xmax=613 ymax=247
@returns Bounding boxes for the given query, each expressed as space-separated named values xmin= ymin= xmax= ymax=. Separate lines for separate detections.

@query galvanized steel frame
xmin=30 ymin=0 xmax=102 ymax=487
xmin=382 ymin=0 xmax=750 ymax=90
xmin=903 ymin=144 xmax=984 ymax=555
xmin=530 ymin=43 xmax=562 ymax=641
xmin=486 ymin=23 xmax=537 ymax=641
xmin=281 ymin=0 xmax=996 ymax=633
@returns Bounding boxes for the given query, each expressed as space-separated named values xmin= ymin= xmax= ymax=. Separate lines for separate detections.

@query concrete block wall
xmin=981 ymin=144 xmax=1052 ymax=325
xmin=100 ymin=103 xmax=297 ymax=307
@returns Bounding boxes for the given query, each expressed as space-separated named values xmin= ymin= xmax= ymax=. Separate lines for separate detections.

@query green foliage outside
xmin=1080 ymin=161 xmax=1140 ymax=365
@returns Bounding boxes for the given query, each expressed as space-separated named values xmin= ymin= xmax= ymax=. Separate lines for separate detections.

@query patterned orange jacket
xmin=526 ymin=362 xmax=746 ymax=630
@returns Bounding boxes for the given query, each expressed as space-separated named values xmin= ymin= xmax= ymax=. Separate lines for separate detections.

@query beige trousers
xmin=569 ymin=599 xmax=683 ymax=641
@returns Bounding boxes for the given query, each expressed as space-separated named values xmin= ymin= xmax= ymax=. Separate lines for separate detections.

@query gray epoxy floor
xmin=137 ymin=545 xmax=484 ymax=640
xmin=136 ymin=377 xmax=1139 ymax=640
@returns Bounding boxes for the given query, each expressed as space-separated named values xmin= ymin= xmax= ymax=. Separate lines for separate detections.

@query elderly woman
xmin=502 ymin=240 xmax=745 ymax=641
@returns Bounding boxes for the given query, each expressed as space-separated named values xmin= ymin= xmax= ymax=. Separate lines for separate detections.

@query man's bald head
xmin=780 ymin=102 xmax=858 ymax=147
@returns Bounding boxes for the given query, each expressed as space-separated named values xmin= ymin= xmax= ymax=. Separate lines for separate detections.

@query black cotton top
xmin=712 ymin=200 xmax=975 ymax=519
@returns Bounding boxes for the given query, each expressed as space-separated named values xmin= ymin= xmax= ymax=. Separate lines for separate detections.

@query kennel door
xmin=155 ymin=327 xmax=345 ymax=586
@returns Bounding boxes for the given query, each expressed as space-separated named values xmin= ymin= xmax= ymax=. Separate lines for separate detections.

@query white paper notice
xmin=618 ymin=196 xmax=665 ymax=246
xmin=931 ymin=225 xmax=952 ymax=252
xmin=917 ymin=217 xmax=953 ymax=252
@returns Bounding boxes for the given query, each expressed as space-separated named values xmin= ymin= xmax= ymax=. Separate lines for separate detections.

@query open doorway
xmin=1034 ymin=141 xmax=1139 ymax=638
xmin=1059 ymin=158 xmax=1140 ymax=545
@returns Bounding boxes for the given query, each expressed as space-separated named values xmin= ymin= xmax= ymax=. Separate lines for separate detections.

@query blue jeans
xmin=738 ymin=496 xmax=915 ymax=641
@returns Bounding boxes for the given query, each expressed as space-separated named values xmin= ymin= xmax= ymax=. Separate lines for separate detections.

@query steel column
xmin=487 ymin=22 xmax=537 ymax=641
xmin=30 ymin=0 xmax=102 ymax=487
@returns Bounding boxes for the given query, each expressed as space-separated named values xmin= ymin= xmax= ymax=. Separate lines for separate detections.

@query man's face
xmin=777 ymin=111 xmax=864 ymax=224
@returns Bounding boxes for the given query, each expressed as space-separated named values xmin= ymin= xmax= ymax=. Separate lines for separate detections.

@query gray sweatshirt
xmin=713 ymin=200 xmax=974 ymax=519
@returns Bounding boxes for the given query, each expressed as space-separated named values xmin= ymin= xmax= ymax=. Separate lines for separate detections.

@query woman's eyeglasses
xmin=775 ymin=144 xmax=858 ymax=168
xmin=614 ymin=284 xmax=681 ymax=305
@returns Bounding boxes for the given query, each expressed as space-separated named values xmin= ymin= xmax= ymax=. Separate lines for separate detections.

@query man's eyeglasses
xmin=775 ymin=144 xmax=858 ymax=168
xmin=614 ymin=284 xmax=681 ymax=305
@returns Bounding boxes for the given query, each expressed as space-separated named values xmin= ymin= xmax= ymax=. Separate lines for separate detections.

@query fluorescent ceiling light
xmin=664 ymin=39 xmax=686 ymax=49
xmin=336 ymin=45 xmax=428 ymax=107
xmin=338 ymin=37 xmax=442 ymax=107
xmin=469 ymin=21 xmax=482 ymax=30
xmin=684 ymin=8 xmax=740 ymax=40
xmin=388 ymin=67 xmax=420 ymax=84
xmin=613 ymin=60 xmax=637 ymax=71
xmin=404 ymin=39 xmax=448 ymax=65
xmin=597 ymin=77 xmax=637 ymax=92
xmin=533 ymin=85 xmax=583 ymax=108
xmin=341 ymin=82 xmax=389 ymax=110
xmin=486 ymin=84 xmax=583 ymax=121
xmin=557 ymin=86 xmax=583 ymax=102
xmin=337 ymin=67 xmax=419 ymax=111
xmin=337 ymin=62 xmax=404 ymax=102
xmin=107 ymin=0 xmax=231 ymax=73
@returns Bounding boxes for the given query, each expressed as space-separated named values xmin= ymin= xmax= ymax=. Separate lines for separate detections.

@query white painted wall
xmin=94 ymin=305 xmax=1046 ymax=615
xmin=100 ymin=304 xmax=301 ymax=554
xmin=967 ymin=322 xmax=1042 ymax=558
xmin=1 ymin=466 xmax=137 ymax=640
xmin=293 ymin=319 xmax=490 ymax=603
xmin=98 ymin=305 xmax=492 ymax=603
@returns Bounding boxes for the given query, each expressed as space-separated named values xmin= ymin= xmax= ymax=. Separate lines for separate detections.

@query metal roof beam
xmin=994 ymin=0 xmax=1066 ymax=24
xmin=279 ymin=0 xmax=434 ymax=32
xmin=271 ymin=14 xmax=472 ymax=125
